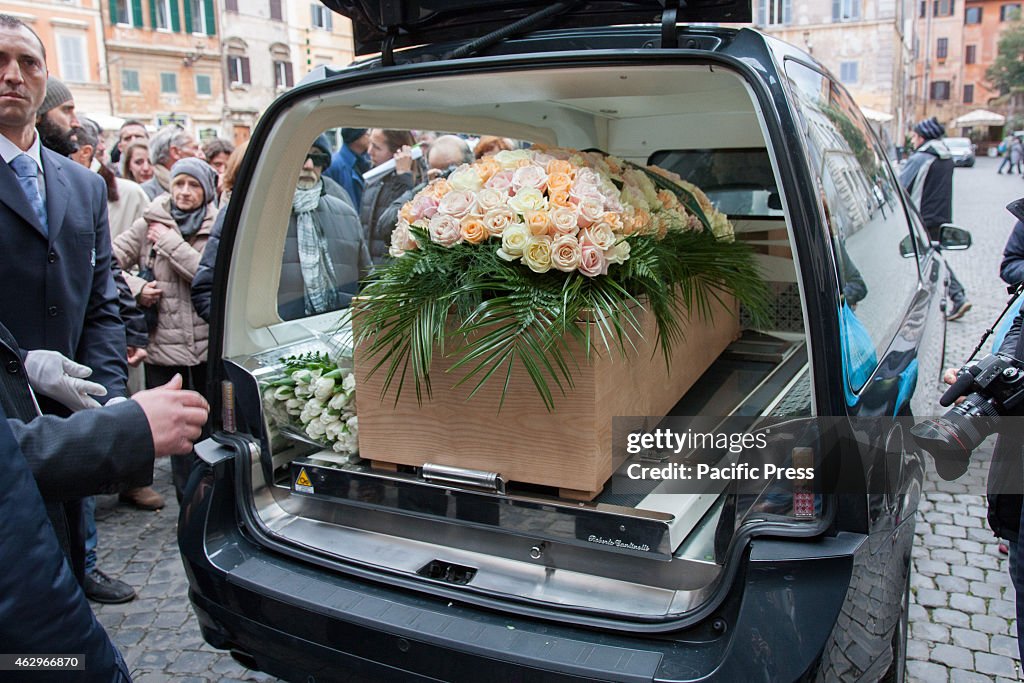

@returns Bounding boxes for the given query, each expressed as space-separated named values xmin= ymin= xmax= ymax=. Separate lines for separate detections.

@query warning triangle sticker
xmin=295 ymin=468 xmax=312 ymax=487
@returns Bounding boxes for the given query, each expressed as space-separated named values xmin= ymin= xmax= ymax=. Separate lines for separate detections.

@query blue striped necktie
xmin=10 ymin=154 xmax=47 ymax=235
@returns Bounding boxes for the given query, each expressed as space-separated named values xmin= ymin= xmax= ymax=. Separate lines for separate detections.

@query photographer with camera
xmin=915 ymin=198 xmax=1024 ymax=662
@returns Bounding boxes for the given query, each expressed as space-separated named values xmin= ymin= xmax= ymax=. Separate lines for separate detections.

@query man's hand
xmin=394 ymin=145 xmax=413 ymax=175
xmin=24 ymin=350 xmax=107 ymax=411
xmin=942 ymin=367 xmax=968 ymax=405
xmin=139 ymin=281 xmax=162 ymax=307
xmin=126 ymin=346 xmax=147 ymax=367
xmin=131 ymin=374 xmax=210 ymax=457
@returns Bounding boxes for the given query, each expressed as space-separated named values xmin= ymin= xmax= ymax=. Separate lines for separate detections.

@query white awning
xmin=80 ymin=112 xmax=126 ymax=133
xmin=953 ymin=109 xmax=1006 ymax=127
xmin=860 ymin=107 xmax=893 ymax=123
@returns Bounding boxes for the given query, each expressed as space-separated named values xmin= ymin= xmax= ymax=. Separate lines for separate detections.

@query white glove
xmin=24 ymin=349 xmax=108 ymax=411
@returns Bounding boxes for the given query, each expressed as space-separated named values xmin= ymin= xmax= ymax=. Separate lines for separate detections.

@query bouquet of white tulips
xmin=262 ymin=351 xmax=359 ymax=454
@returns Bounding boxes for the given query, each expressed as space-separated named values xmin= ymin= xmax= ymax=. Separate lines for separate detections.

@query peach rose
xmin=482 ymin=207 xmax=516 ymax=236
xmin=550 ymin=235 xmax=582 ymax=272
xmin=437 ymin=190 xmax=478 ymax=219
xmin=601 ymin=212 xmax=623 ymax=232
xmin=428 ymin=178 xmax=452 ymax=199
xmin=657 ymin=189 xmax=680 ymax=210
xmin=428 ymin=214 xmax=463 ymax=247
xmin=475 ymin=157 xmax=501 ymax=183
xmin=548 ymin=189 xmax=572 ymax=208
xmin=521 ymin=235 xmax=553 ymax=273
xmin=546 ymin=171 xmax=573 ymax=195
xmin=461 ymin=216 xmax=489 ymax=244
xmin=525 ymin=210 xmax=552 ymax=236
xmin=546 ymin=159 xmax=574 ymax=176
xmin=578 ymin=242 xmax=608 ymax=278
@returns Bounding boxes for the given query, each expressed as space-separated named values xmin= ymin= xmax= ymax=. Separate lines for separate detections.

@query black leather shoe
xmin=84 ymin=569 xmax=136 ymax=604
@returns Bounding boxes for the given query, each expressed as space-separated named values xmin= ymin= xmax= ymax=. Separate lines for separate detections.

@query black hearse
xmin=179 ymin=2 xmax=970 ymax=680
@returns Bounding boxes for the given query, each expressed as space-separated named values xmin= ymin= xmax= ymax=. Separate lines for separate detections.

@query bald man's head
xmin=427 ymin=135 xmax=473 ymax=170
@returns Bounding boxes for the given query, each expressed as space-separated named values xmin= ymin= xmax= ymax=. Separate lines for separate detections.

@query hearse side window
xmin=784 ymin=59 xmax=919 ymax=392
xmin=648 ymin=148 xmax=784 ymax=218
xmin=276 ymin=133 xmax=372 ymax=321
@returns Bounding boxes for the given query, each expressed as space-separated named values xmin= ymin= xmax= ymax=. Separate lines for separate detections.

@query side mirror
xmin=898 ymin=235 xmax=916 ymax=258
xmin=938 ymin=224 xmax=972 ymax=250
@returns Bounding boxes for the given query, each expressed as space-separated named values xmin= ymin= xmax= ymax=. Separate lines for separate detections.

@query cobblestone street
xmin=91 ymin=155 xmax=1024 ymax=681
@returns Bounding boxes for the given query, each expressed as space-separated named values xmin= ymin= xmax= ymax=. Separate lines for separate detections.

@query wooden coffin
xmin=353 ymin=298 xmax=739 ymax=499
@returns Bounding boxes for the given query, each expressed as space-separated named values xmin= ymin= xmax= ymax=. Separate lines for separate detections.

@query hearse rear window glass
xmin=648 ymin=148 xmax=783 ymax=218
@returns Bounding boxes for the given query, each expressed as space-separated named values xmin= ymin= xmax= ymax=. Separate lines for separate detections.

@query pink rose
xmin=512 ymin=164 xmax=549 ymax=193
xmin=482 ymin=207 xmax=516 ymax=237
xmin=576 ymin=197 xmax=605 ymax=228
xmin=485 ymin=171 xmax=514 ymax=192
xmin=437 ymin=190 xmax=478 ymax=219
xmin=550 ymin=235 xmax=582 ymax=272
xmin=428 ymin=214 xmax=463 ymax=247
xmin=476 ymin=187 xmax=506 ymax=213
xmin=580 ymin=223 xmax=616 ymax=251
xmin=408 ymin=194 xmax=439 ymax=222
xmin=549 ymin=206 xmax=579 ymax=236
xmin=578 ymin=242 xmax=608 ymax=278
xmin=388 ymin=219 xmax=418 ymax=258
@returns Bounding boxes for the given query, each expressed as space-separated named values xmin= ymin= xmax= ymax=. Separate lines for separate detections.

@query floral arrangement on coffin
xmin=356 ymin=145 xmax=768 ymax=409
xmin=262 ymin=352 xmax=359 ymax=454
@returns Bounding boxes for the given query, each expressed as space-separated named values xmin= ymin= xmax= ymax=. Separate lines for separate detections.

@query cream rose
xmin=522 ymin=235 xmax=553 ymax=273
xmin=550 ymin=235 xmax=582 ymax=272
xmin=428 ymin=214 xmax=463 ymax=247
xmin=447 ymin=165 xmax=484 ymax=192
xmin=496 ymin=223 xmax=530 ymax=261
xmin=437 ymin=189 xmax=478 ymax=219
xmin=580 ymin=222 xmax=616 ymax=251
xmin=549 ymin=206 xmax=579 ymax=236
xmin=578 ymin=242 xmax=608 ymax=278
xmin=507 ymin=187 xmax=547 ymax=215
xmin=605 ymin=239 xmax=631 ymax=266
xmin=493 ymin=149 xmax=532 ymax=170
xmin=389 ymin=219 xmax=418 ymax=258
xmin=482 ymin=207 xmax=516 ymax=237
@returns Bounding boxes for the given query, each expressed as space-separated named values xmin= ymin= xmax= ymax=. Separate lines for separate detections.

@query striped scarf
xmin=293 ymin=183 xmax=338 ymax=315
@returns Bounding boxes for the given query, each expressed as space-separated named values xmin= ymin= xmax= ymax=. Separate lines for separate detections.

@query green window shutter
xmin=149 ymin=0 xmax=157 ymax=28
xmin=204 ymin=0 xmax=216 ymax=35
xmin=109 ymin=0 xmax=118 ymax=25
xmin=132 ymin=0 xmax=144 ymax=27
xmin=183 ymin=0 xmax=193 ymax=33
xmin=170 ymin=0 xmax=180 ymax=31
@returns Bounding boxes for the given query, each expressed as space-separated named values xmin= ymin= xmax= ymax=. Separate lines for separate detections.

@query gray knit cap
xmin=38 ymin=76 xmax=73 ymax=116
xmin=170 ymin=158 xmax=217 ymax=204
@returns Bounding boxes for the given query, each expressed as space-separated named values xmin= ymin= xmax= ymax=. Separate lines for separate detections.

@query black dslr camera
xmin=911 ymin=353 xmax=1024 ymax=480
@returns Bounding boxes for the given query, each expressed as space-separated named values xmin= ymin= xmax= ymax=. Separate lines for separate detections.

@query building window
xmin=153 ymin=0 xmax=171 ymax=30
xmin=833 ymin=0 xmax=861 ymax=21
xmin=965 ymin=6 xmax=983 ymax=22
xmin=227 ymin=55 xmax=251 ymax=85
xmin=1002 ymin=3 xmax=1021 ymax=20
xmin=195 ymin=73 xmax=212 ymax=96
xmin=756 ymin=0 xmax=792 ymax=24
xmin=190 ymin=0 xmax=206 ymax=33
xmin=964 ymin=84 xmax=975 ymax=103
xmin=934 ymin=0 xmax=955 ymax=15
xmin=121 ymin=68 xmax=140 ymax=92
xmin=113 ymin=0 xmax=135 ymax=25
xmin=225 ymin=0 xmax=238 ymax=11
xmin=839 ymin=61 xmax=859 ymax=83
xmin=160 ymin=72 xmax=178 ymax=94
xmin=966 ymin=44 xmax=977 ymax=63
xmin=56 ymin=34 xmax=86 ymax=83
xmin=937 ymin=37 xmax=949 ymax=59
xmin=270 ymin=0 xmax=282 ymax=20
xmin=273 ymin=60 xmax=294 ymax=88
xmin=920 ymin=0 xmax=927 ymax=17
xmin=311 ymin=4 xmax=334 ymax=30
xmin=930 ymin=80 xmax=951 ymax=100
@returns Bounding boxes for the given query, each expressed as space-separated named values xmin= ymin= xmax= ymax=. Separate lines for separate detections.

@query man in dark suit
xmin=0 ymin=15 xmax=134 ymax=601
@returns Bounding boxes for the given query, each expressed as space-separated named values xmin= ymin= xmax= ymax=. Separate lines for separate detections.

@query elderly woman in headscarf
xmin=113 ymin=157 xmax=219 ymax=501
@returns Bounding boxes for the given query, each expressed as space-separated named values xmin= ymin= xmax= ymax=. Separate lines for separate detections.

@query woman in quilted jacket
xmin=113 ymin=158 xmax=218 ymax=501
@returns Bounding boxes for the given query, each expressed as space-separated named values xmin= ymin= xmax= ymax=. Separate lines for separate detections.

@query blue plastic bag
xmin=840 ymin=303 xmax=878 ymax=406
xmin=993 ymin=296 xmax=1024 ymax=353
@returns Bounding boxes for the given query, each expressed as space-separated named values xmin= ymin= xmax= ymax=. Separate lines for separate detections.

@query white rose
xmin=507 ymin=187 xmax=547 ymax=215
xmin=306 ymin=420 xmax=327 ymax=439
xmin=313 ymin=377 xmax=336 ymax=401
xmin=328 ymin=391 xmax=351 ymax=411
xmin=497 ymin=223 xmax=530 ymax=261
xmin=342 ymin=373 xmax=356 ymax=392
xmin=272 ymin=386 xmax=294 ymax=401
xmin=447 ymin=165 xmax=484 ymax=192
xmin=482 ymin=207 xmax=515 ymax=237
xmin=549 ymin=206 xmax=579 ymax=237
xmin=605 ymin=240 xmax=631 ymax=265
xmin=580 ymin=223 xmax=616 ymax=251
xmin=476 ymin=187 xmax=506 ymax=213
xmin=576 ymin=197 xmax=605 ymax=228
xmin=493 ymin=149 xmax=532 ymax=170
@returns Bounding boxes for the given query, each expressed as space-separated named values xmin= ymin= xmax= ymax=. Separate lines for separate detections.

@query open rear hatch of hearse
xmin=209 ymin=1 xmax=828 ymax=628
